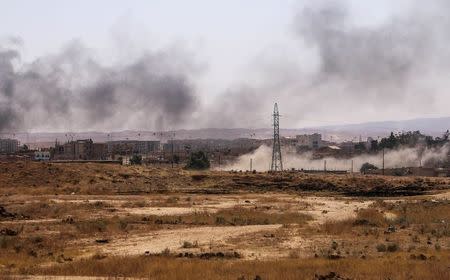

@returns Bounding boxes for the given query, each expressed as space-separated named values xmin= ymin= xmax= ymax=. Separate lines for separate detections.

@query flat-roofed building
xmin=107 ymin=140 xmax=160 ymax=155
xmin=0 ymin=138 xmax=19 ymax=154
xmin=296 ymin=133 xmax=323 ymax=149
xmin=53 ymin=139 xmax=107 ymax=160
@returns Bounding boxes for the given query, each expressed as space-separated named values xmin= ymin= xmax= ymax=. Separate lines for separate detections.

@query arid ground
xmin=0 ymin=161 xmax=449 ymax=279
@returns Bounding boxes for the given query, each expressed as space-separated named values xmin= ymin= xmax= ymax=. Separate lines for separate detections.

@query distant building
xmin=296 ymin=134 xmax=323 ymax=149
xmin=0 ymin=138 xmax=19 ymax=154
xmin=92 ymin=143 xmax=108 ymax=159
xmin=53 ymin=139 xmax=107 ymax=160
xmin=107 ymin=140 xmax=160 ymax=155
xmin=162 ymin=138 xmax=262 ymax=155
xmin=339 ymin=141 xmax=355 ymax=153
xmin=34 ymin=151 xmax=51 ymax=161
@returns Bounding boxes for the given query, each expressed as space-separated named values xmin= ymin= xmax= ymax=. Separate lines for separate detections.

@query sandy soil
xmin=59 ymin=194 xmax=377 ymax=260
xmin=82 ymin=224 xmax=281 ymax=257
xmin=121 ymin=198 xmax=251 ymax=216
xmin=4 ymin=192 xmax=372 ymax=261
xmin=296 ymin=196 xmax=373 ymax=225
xmin=428 ymin=189 xmax=450 ymax=200
xmin=0 ymin=218 xmax=60 ymax=225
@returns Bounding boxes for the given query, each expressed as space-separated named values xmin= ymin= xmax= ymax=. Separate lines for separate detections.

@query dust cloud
xmin=223 ymin=144 xmax=450 ymax=172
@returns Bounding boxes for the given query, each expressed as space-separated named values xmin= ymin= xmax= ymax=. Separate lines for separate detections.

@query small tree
xmin=360 ymin=162 xmax=378 ymax=174
xmin=130 ymin=154 xmax=142 ymax=165
xmin=185 ymin=151 xmax=210 ymax=170
xmin=172 ymin=154 xmax=180 ymax=164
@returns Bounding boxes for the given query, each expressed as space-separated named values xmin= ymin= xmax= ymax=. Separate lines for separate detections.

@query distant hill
xmin=5 ymin=117 xmax=449 ymax=147
xmin=315 ymin=117 xmax=450 ymax=135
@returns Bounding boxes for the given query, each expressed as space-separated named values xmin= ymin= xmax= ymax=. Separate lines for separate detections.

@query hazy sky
xmin=0 ymin=0 xmax=448 ymax=132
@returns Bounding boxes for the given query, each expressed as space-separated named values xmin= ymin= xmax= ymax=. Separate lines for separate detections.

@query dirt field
xmin=1 ymin=161 xmax=449 ymax=279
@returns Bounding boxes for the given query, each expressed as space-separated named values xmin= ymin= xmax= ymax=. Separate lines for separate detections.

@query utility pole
xmin=271 ymin=103 xmax=283 ymax=172
xmin=250 ymin=158 xmax=253 ymax=172
xmin=324 ymin=160 xmax=327 ymax=172
xmin=351 ymin=159 xmax=354 ymax=174
xmin=171 ymin=132 xmax=175 ymax=168
xmin=382 ymin=148 xmax=385 ymax=175
xmin=418 ymin=147 xmax=423 ymax=168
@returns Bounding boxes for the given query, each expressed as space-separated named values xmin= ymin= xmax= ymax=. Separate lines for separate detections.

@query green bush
xmin=185 ymin=151 xmax=210 ymax=170
xmin=387 ymin=243 xmax=399 ymax=252
xmin=376 ymin=243 xmax=387 ymax=252
xmin=360 ymin=162 xmax=378 ymax=173
xmin=130 ymin=155 xmax=142 ymax=165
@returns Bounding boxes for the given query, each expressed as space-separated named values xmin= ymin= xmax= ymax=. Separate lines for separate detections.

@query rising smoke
xmin=207 ymin=0 xmax=450 ymax=129
xmin=2 ymin=1 xmax=450 ymax=133
xmin=0 ymin=38 xmax=198 ymax=133
xmin=294 ymin=0 xmax=450 ymax=95
xmin=224 ymin=143 xmax=450 ymax=172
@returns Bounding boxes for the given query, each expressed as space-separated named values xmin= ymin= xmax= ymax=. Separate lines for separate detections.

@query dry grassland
xmin=0 ymin=161 xmax=449 ymax=279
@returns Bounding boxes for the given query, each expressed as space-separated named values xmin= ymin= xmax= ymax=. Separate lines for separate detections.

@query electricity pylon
xmin=271 ymin=103 xmax=283 ymax=171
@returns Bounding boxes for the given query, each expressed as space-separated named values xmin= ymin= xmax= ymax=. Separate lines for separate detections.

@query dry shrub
xmin=321 ymin=208 xmax=387 ymax=235
xmin=121 ymin=200 xmax=149 ymax=208
xmin=143 ymin=208 xmax=311 ymax=226
xmin=288 ymin=250 xmax=300 ymax=259
xmin=376 ymin=243 xmax=399 ymax=253
xmin=321 ymin=219 xmax=354 ymax=235
xmin=393 ymin=200 xmax=449 ymax=225
xmin=0 ymin=234 xmax=69 ymax=273
xmin=75 ymin=219 xmax=108 ymax=234
xmin=10 ymin=200 xmax=115 ymax=219
xmin=165 ymin=196 xmax=180 ymax=204
xmin=0 ymin=236 xmax=18 ymax=250
xmin=74 ymin=216 xmax=141 ymax=234
xmin=191 ymin=174 xmax=208 ymax=181
xmin=10 ymin=202 xmax=72 ymax=219
xmin=212 ymin=207 xmax=311 ymax=226
xmin=391 ymin=200 xmax=450 ymax=237
xmin=376 ymin=244 xmax=387 ymax=252
xmin=386 ymin=243 xmax=399 ymax=252
xmin=353 ymin=208 xmax=387 ymax=227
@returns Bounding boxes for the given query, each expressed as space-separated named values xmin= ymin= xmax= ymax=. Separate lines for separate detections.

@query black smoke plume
xmin=0 ymin=39 xmax=197 ymax=132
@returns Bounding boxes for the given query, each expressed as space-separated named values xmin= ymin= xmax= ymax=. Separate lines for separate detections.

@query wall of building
xmin=296 ymin=134 xmax=322 ymax=149
xmin=0 ymin=139 xmax=19 ymax=154
xmin=106 ymin=140 xmax=161 ymax=155
xmin=53 ymin=139 xmax=107 ymax=160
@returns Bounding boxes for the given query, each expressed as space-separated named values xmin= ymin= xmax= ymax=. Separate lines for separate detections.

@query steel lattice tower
xmin=271 ymin=103 xmax=283 ymax=171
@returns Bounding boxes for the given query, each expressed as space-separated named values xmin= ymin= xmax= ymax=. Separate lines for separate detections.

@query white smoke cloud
xmin=223 ymin=144 xmax=449 ymax=172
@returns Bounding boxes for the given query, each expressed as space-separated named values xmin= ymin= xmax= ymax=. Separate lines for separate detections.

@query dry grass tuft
xmin=17 ymin=252 xmax=450 ymax=280
xmin=143 ymin=207 xmax=312 ymax=227
xmin=321 ymin=208 xmax=387 ymax=235
xmin=390 ymin=200 xmax=450 ymax=237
